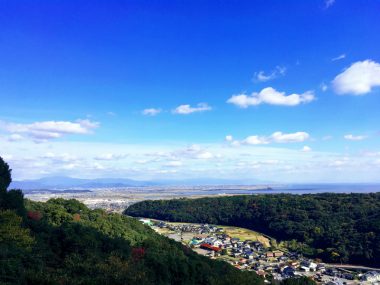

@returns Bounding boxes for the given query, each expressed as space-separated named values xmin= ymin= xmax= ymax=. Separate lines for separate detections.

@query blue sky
xmin=1 ymin=0 xmax=380 ymax=182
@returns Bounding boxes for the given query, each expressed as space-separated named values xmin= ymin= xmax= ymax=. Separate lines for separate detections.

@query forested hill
xmin=125 ymin=193 xmax=380 ymax=266
xmin=0 ymin=157 xmax=265 ymax=285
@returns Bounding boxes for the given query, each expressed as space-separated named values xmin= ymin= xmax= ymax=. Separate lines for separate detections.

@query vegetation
xmin=125 ymin=193 xmax=380 ymax=266
xmin=0 ymin=157 xmax=264 ymax=285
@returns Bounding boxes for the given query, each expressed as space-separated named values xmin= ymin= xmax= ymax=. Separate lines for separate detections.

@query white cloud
xmin=41 ymin=152 xmax=78 ymax=162
xmin=94 ymin=153 xmax=128 ymax=160
xmin=325 ymin=0 xmax=335 ymax=9
xmin=173 ymin=144 xmax=217 ymax=160
xmin=254 ymin=66 xmax=286 ymax=82
xmin=332 ymin=60 xmax=380 ymax=95
xmin=227 ymin=87 xmax=315 ymax=108
xmin=8 ymin=134 xmax=24 ymax=142
xmin=173 ymin=103 xmax=212 ymax=114
xmin=302 ymin=146 xmax=312 ymax=152
xmin=142 ymin=108 xmax=162 ymax=116
xmin=2 ymin=154 xmax=13 ymax=160
xmin=329 ymin=158 xmax=350 ymax=167
xmin=93 ymin=162 xmax=105 ymax=170
xmin=344 ymin=134 xmax=367 ymax=141
xmin=3 ymin=138 xmax=380 ymax=182
xmin=320 ymin=83 xmax=328 ymax=92
xmin=237 ymin=131 xmax=310 ymax=145
xmin=164 ymin=160 xmax=183 ymax=167
xmin=0 ymin=119 xmax=99 ymax=141
xmin=62 ymin=163 xmax=77 ymax=170
xmin=271 ymin=132 xmax=310 ymax=143
xmin=243 ymin=136 xmax=269 ymax=145
xmin=332 ymin=54 xmax=346 ymax=61
xmin=225 ymin=135 xmax=233 ymax=142
xmin=195 ymin=151 xmax=214 ymax=159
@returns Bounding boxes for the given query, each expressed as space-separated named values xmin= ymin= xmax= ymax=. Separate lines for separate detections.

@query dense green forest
xmin=125 ymin=193 xmax=380 ymax=266
xmin=0 ymin=157 xmax=265 ymax=285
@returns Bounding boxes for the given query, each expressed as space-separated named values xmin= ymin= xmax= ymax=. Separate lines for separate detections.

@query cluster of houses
xmin=360 ymin=271 xmax=380 ymax=283
xmin=144 ymin=219 xmax=379 ymax=284
xmin=156 ymin=221 xmax=223 ymax=235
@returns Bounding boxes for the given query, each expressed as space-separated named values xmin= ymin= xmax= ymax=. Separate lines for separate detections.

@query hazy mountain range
xmin=10 ymin=176 xmax=268 ymax=190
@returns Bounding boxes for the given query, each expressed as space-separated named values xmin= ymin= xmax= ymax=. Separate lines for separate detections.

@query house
xmin=316 ymin=263 xmax=325 ymax=271
xmin=282 ymin=266 xmax=295 ymax=277
xmin=326 ymin=280 xmax=344 ymax=285
xmin=230 ymin=238 xmax=240 ymax=243
xmin=266 ymin=252 xmax=275 ymax=258
xmin=325 ymin=268 xmax=339 ymax=276
xmin=300 ymin=260 xmax=317 ymax=271
xmin=342 ymin=273 xmax=354 ymax=280
xmin=244 ymin=253 xmax=254 ymax=259
xmin=256 ymin=270 xmax=266 ymax=278
xmin=361 ymin=271 xmax=380 ymax=282
xmin=200 ymin=243 xmax=221 ymax=252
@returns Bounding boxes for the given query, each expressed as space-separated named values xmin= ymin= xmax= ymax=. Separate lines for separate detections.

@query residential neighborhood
xmin=139 ymin=218 xmax=380 ymax=285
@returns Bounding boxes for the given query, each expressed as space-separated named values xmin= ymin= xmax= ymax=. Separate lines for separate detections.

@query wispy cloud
xmin=94 ymin=153 xmax=128 ymax=160
xmin=142 ymin=108 xmax=162 ymax=116
xmin=325 ymin=0 xmax=335 ymax=9
xmin=173 ymin=103 xmax=212 ymax=114
xmin=301 ymin=146 xmax=312 ymax=152
xmin=229 ymin=131 xmax=310 ymax=145
xmin=320 ymin=82 xmax=328 ymax=92
xmin=227 ymin=87 xmax=315 ymax=108
xmin=344 ymin=134 xmax=367 ymax=141
xmin=332 ymin=53 xmax=346 ymax=61
xmin=254 ymin=66 xmax=286 ymax=82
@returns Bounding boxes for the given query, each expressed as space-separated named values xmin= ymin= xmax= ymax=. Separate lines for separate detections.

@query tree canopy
xmin=125 ymin=193 xmax=380 ymax=266
xmin=0 ymin=156 xmax=11 ymax=192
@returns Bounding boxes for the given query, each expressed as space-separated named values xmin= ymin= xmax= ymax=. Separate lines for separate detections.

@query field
xmin=219 ymin=226 xmax=270 ymax=247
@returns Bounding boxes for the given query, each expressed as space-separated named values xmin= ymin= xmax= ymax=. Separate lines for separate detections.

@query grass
xmin=219 ymin=226 xmax=270 ymax=247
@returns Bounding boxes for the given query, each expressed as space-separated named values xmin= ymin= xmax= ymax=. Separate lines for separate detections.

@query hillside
xmin=0 ymin=157 xmax=266 ymax=285
xmin=125 ymin=194 xmax=380 ymax=266
xmin=0 ymin=198 xmax=264 ymax=285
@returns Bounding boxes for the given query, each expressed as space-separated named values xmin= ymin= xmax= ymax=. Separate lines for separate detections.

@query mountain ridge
xmin=10 ymin=176 xmax=270 ymax=189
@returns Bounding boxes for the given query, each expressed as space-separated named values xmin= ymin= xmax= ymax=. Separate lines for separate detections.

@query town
xmin=139 ymin=218 xmax=380 ymax=285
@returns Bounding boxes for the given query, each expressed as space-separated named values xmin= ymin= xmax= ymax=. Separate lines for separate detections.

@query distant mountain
xmin=10 ymin=176 xmax=270 ymax=190
xmin=10 ymin=176 xmax=157 ymax=190
xmin=154 ymin=178 xmax=273 ymax=186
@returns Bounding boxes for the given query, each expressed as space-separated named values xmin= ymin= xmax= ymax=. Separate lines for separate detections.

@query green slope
xmin=125 ymin=194 xmax=380 ymax=266
xmin=0 ymin=157 xmax=263 ymax=285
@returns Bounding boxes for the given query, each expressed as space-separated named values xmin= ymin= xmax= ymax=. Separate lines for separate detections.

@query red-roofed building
xmin=200 ymin=243 xmax=221 ymax=252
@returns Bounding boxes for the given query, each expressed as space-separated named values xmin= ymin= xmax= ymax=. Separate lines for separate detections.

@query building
xmin=139 ymin=218 xmax=153 ymax=226
xmin=200 ymin=243 xmax=221 ymax=252
xmin=361 ymin=271 xmax=380 ymax=282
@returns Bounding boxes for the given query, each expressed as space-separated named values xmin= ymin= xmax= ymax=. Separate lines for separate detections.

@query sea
xmin=179 ymin=184 xmax=380 ymax=196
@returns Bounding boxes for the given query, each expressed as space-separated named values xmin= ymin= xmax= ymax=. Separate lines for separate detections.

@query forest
xmin=125 ymin=192 xmax=380 ymax=266
xmin=0 ymin=157 xmax=267 ymax=285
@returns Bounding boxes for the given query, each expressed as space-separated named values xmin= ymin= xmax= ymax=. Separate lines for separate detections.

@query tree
xmin=0 ymin=157 xmax=11 ymax=192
